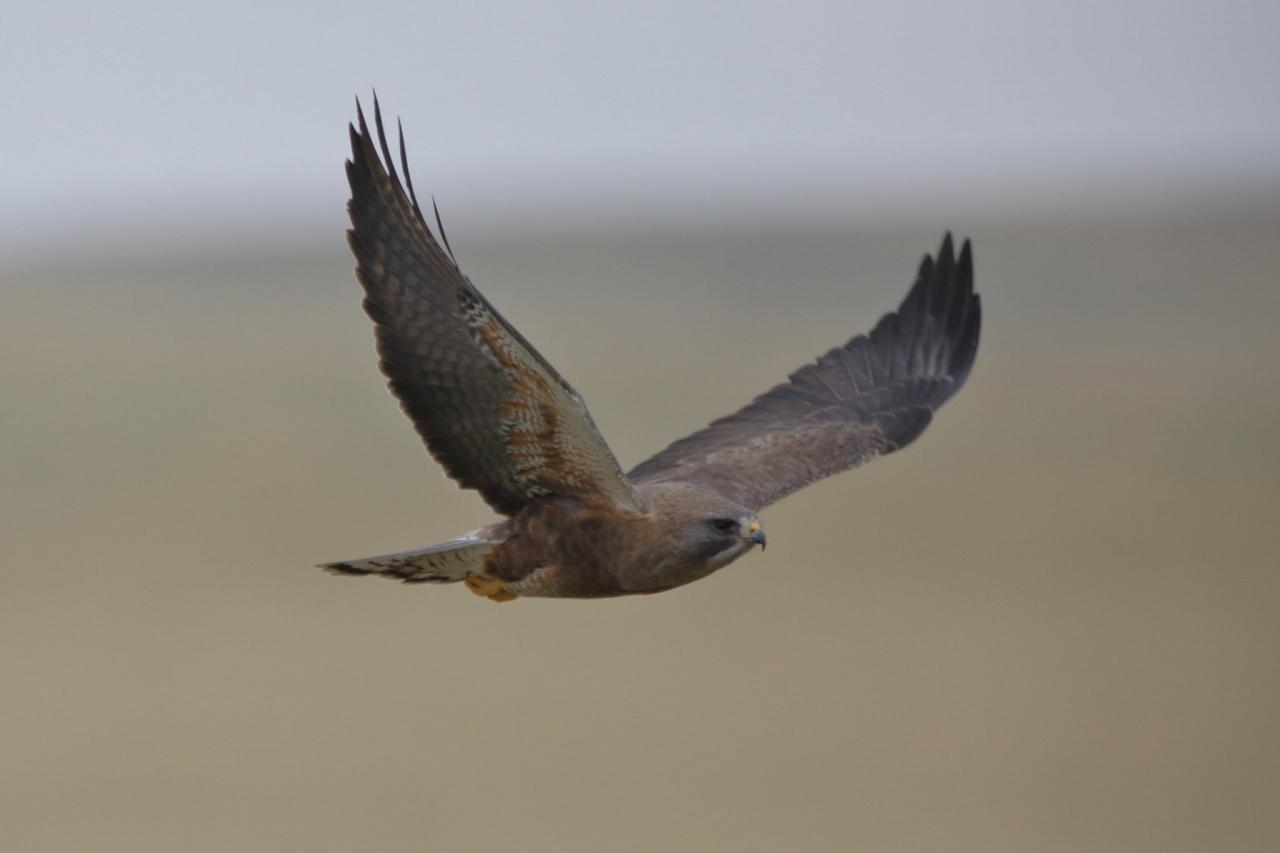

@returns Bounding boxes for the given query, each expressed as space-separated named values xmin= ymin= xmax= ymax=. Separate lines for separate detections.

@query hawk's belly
xmin=479 ymin=502 xmax=683 ymax=598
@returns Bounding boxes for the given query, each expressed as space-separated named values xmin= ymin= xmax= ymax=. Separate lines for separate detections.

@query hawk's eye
xmin=711 ymin=518 xmax=739 ymax=535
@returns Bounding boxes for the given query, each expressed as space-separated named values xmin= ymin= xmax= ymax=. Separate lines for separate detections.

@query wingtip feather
xmin=372 ymin=95 xmax=399 ymax=182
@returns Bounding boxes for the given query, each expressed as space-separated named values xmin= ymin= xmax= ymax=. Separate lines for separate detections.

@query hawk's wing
xmin=627 ymin=235 xmax=980 ymax=512
xmin=345 ymin=99 xmax=639 ymax=516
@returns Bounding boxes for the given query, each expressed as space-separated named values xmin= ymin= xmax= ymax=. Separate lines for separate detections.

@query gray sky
xmin=4 ymin=0 xmax=1278 ymax=256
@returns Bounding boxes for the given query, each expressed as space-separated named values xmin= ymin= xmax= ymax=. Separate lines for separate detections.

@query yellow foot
xmin=464 ymin=574 xmax=517 ymax=602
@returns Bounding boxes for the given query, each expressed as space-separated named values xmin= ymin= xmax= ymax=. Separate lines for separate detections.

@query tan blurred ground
xmin=3 ymin=207 xmax=1279 ymax=852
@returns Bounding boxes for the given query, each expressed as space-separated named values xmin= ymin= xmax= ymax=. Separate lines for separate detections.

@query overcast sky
xmin=4 ymin=0 xmax=1277 ymax=256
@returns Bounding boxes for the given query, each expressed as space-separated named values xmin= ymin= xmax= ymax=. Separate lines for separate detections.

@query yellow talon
xmin=465 ymin=574 xmax=517 ymax=602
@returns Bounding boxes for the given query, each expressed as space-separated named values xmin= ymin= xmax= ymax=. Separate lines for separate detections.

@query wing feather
xmin=345 ymin=96 xmax=639 ymax=515
xmin=628 ymin=234 xmax=980 ymax=511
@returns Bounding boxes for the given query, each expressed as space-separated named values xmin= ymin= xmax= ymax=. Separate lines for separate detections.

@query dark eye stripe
xmin=711 ymin=519 xmax=739 ymax=534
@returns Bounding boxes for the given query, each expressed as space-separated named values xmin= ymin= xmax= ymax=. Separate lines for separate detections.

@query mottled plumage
xmin=321 ymin=97 xmax=982 ymax=601
xmin=343 ymin=100 xmax=638 ymax=517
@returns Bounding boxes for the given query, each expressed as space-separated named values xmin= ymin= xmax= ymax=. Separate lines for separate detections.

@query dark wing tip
xmin=346 ymin=92 xmax=453 ymax=258
xmin=355 ymin=96 xmax=370 ymax=136
xmin=372 ymin=94 xmax=399 ymax=184
xmin=867 ymin=231 xmax=980 ymax=401
xmin=900 ymin=231 xmax=975 ymax=310
xmin=952 ymin=291 xmax=982 ymax=385
xmin=432 ymin=195 xmax=459 ymax=264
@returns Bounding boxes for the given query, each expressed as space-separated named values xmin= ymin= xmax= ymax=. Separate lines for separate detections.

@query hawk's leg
xmin=465 ymin=574 xmax=517 ymax=602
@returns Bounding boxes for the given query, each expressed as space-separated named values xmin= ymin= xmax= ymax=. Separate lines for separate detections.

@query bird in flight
xmin=321 ymin=98 xmax=981 ymax=602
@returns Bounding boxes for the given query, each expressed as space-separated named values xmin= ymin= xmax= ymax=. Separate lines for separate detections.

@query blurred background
xmin=3 ymin=2 xmax=1278 ymax=851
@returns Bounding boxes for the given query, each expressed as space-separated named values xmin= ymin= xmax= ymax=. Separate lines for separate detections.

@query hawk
xmin=321 ymin=99 xmax=982 ymax=602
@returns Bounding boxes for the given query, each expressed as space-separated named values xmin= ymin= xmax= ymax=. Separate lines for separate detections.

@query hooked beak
xmin=745 ymin=520 xmax=766 ymax=550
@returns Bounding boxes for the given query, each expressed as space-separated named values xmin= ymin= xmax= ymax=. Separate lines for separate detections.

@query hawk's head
xmin=697 ymin=512 xmax=767 ymax=570
xmin=641 ymin=482 xmax=766 ymax=576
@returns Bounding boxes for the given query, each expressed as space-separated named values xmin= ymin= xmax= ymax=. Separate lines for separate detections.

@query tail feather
xmin=319 ymin=527 xmax=503 ymax=584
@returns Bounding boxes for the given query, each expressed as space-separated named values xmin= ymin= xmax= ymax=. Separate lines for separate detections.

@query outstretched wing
xmin=345 ymin=98 xmax=639 ymax=516
xmin=628 ymin=234 xmax=980 ymax=511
